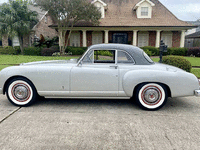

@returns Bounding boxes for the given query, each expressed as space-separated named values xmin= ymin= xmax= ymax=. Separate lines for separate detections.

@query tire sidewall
xmin=136 ymin=83 xmax=168 ymax=110
xmin=6 ymin=78 xmax=37 ymax=106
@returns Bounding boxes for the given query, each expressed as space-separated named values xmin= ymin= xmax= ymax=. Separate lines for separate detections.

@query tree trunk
xmin=18 ymin=36 xmax=24 ymax=55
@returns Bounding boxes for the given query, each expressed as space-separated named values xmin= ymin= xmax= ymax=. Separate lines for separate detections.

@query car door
xmin=70 ymin=49 xmax=119 ymax=97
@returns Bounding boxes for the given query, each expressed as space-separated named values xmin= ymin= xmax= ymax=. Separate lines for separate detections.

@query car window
xmin=117 ymin=50 xmax=134 ymax=64
xmin=93 ymin=50 xmax=115 ymax=63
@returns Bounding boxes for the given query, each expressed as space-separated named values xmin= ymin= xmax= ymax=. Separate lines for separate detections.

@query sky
xmin=0 ymin=0 xmax=200 ymax=21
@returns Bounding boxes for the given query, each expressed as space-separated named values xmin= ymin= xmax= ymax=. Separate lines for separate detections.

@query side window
xmin=94 ymin=50 xmax=115 ymax=63
xmin=117 ymin=51 xmax=134 ymax=64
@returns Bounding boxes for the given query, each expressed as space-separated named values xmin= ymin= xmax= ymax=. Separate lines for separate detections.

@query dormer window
xmin=133 ymin=0 xmax=155 ymax=19
xmin=91 ymin=0 xmax=107 ymax=18
xmin=141 ymin=7 xmax=148 ymax=16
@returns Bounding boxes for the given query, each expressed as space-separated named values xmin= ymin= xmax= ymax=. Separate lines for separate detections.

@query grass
xmin=191 ymin=68 xmax=200 ymax=78
xmin=0 ymin=55 xmax=79 ymax=65
xmin=151 ymin=56 xmax=200 ymax=67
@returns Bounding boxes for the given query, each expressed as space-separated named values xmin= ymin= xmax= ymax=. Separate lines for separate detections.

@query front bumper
xmin=0 ymin=88 xmax=2 ymax=94
xmin=195 ymin=87 xmax=200 ymax=96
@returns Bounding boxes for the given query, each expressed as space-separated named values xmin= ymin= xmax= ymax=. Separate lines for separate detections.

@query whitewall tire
xmin=135 ymin=83 xmax=168 ymax=110
xmin=6 ymin=78 xmax=37 ymax=106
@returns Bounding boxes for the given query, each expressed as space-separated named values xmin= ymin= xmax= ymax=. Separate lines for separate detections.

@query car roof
xmin=88 ymin=44 xmax=152 ymax=65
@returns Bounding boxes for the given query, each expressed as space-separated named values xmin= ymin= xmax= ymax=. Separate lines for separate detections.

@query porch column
xmin=133 ymin=30 xmax=138 ymax=46
xmin=104 ymin=30 xmax=109 ymax=43
xmin=82 ymin=30 xmax=87 ymax=47
xmin=180 ymin=30 xmax=186 ymax=48
xmin=156 ymin=30 xmax=161 ymax=48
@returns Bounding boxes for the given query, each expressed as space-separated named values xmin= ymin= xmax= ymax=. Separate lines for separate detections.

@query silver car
xmin=0 ymin=44 xmax=199 ymax=110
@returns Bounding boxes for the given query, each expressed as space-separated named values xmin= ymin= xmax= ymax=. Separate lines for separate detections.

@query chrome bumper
xmin=0 ymin=88 xmax=2 ymax=94
xmin=195 ymin=87 xmax=200 ymax=96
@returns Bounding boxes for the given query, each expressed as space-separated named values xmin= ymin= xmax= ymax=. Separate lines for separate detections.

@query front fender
xmin=122 ymin=70 xmax=199 ymax=97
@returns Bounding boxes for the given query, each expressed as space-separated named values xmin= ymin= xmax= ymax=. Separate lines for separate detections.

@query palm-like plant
xmin=0 ymin=0 xmax=38 ymax=54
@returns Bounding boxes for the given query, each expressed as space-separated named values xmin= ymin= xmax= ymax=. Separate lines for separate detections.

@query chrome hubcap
xmin=13 ymin=85 xmax=29 ymax=100
xmin=143 ymin=87 xmax=160 ymax=103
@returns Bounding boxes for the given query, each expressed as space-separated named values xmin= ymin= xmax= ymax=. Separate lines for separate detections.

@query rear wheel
xmin=6 ymin=78 xmax=38 ymax=106
xmin=135 ymin=83 xmax=168 ymax=110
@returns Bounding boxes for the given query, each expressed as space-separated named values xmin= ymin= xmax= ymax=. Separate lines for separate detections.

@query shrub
xmin=167 ymin=47 xmax=188 ymax=56
xmin=65 ymin=47 xmax=87 ymax=55
xmin=143 ymin=49 xmax=152 ymax=56
xmin=187 ymin=47 xmax=200 ymax=57
xmin=23 ymin=47 xmax=41 ymax=56
xmin=163 ymin=56 xmax=192 ymax=72
xmin=141 ymin=46 xmax=159 ymax=56
xmin=0 ymin=46 xmax=20 ymax=55
xmin=41 ymin=46 xmax=59 ymax=56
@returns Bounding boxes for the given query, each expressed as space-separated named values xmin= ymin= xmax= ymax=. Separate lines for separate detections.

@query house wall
xmin=172 ymin=31 xmax=181 ymax=47
xmin=149 ymin=31 xmax=156 ymax=47
xmin=34 ymin=14 xmax=58 ymax=39
xmin=2 ymin=35 xmax=8 ymax=47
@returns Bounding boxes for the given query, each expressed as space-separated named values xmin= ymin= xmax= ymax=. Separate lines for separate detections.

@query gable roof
xmin=186 ymin=31 xmax=200 ymax=38
xmin=91 ymin=0 xmax=107 ymax=6
xmin=97 ymin=0 xmax=193 ymax=27
xmin=133 ymin=0 xmax=155 ymax=10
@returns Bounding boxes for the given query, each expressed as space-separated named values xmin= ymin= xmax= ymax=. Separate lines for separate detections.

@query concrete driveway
xmin=0 ymin=94 xmax=200 ymax=150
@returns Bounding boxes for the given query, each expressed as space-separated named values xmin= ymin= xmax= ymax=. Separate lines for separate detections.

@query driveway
xmin=0 ymin=94 xmax=200 ymax=150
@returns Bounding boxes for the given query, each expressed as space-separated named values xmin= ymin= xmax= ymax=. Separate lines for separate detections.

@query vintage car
xmin=0 ymin=44 xmax=199 ymax=110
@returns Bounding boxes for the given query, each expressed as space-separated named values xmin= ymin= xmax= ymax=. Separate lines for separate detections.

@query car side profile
xmin=0 ymin=44 xmax=199 ymax=110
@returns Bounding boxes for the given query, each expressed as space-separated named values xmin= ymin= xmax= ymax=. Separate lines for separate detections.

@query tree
xmin=34 ymin=0 xmax=101 ymax=54
xmin=0 ymin=0 xmax=38 ymax=54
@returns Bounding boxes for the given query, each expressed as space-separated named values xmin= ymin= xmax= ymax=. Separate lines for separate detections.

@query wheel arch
xmin=132 ymin=82 xmax=171 ymax=98
xmin=3 ymin=75 xmax=38 ymax=95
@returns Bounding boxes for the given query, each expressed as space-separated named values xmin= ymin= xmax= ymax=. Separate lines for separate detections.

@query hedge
xmin=23 ymin=47 xmax=41 ymax=56
xmin=188 ymin=47 xmax=200 ymax=57
xmin=0 ymin=46 xmax=20 ymax=55
xmin=163 ymin=56 xmax=192 ymax=72
xmin=65 ymin=47 xmax=87 ymax=55
xmin=41 ymin=46 xmax=59 ymax=56
xmin=167 ymin=47 xmax=188 ymax=56
xmin=141 ymin=46 xmax=159 ymax=56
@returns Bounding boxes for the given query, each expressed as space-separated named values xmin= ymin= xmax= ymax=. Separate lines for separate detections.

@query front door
xmin=70 ymin=50 xmax=118 ymax=97
xmin=113 ymin=33 xmax=128 ymax=44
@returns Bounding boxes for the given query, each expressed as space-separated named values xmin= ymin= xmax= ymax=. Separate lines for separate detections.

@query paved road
xmin=0 ymin=94 xmax=200 ymax=150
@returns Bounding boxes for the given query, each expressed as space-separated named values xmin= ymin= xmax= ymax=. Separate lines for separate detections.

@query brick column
xmin=2 ymin=35 xmax=8 ymax=47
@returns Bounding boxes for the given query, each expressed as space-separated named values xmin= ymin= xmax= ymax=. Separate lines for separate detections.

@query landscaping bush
xmin=23 ymin=47 xmax=41 ymax=56
xmin=143 ymin=49 xmax=152 ymax=56
xmin=0 ymin=46 xmax=20 ymax=55
xmin=163 ymin=56 xmax=192 ymax=72
xmin=41 ymin=46 xmax=59 ymax=56
xmin=141 ymin=46 xmax=159 ymax=56
xmin=65 ymin=47 xmax=87 ymax=55
xmin=167 ymin=47 xmax=188 ymax=56
xmin=187 ymin=47 xmax=200 ymax=57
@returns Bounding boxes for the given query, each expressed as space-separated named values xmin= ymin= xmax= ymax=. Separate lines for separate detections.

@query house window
xmin=141 ymin=7 xmax=148 ymax=16
xmin=161 ymin=32 xmax=172 ymax=47
xmin=92 ymin=32 xmax=103 ymax=45
xmin=70 ymin=32 xmax=80 ymax=47
xmin=138 ymin=32 xmax=149 ymax=47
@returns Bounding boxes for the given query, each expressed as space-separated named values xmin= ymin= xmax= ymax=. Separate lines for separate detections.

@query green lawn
xmin=0 ymin=55 xmax=79 ymax=65
xmin=151 ymin=56 xmax=200 ymax=67
xmin=191 ymin=68 xmax=200 ymax=78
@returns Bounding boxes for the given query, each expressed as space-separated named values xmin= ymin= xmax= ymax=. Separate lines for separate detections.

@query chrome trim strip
xmin=195 ymin=88 xmax=200 ymax=96
xmin=0 ymin=88 xmax=3 ymax=94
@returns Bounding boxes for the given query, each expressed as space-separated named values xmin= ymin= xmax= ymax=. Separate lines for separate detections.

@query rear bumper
xmin=0 ymin=88 xmax=2 ymax=94
xmin=195 ymin=87 xmax=200 ymax=96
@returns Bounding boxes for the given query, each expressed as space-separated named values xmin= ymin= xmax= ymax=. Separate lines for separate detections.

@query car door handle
xmin=110 ymin=65 xmax=118 ymax=69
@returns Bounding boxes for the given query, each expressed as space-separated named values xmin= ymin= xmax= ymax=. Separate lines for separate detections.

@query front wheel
xmin=135 ymin=83 xmax=168 ymax=110
xmin=6 ymin=78 xmax=38 ymax=106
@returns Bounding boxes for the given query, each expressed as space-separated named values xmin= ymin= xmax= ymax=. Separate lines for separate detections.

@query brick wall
xmin=87 ymin=31 xmax=92 ymax=47
xmin=149 ymin=31 xmax=156 ymax=47
xmin=172 ymin=31 xmax=181 ymax=47
xmin=34 ymin=14 xmax=58 ymax=39
xmin=2 ymin=35 xmax=8 ymax=47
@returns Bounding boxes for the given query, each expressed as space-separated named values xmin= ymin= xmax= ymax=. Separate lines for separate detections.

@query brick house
xmin=1 ymin=5 xmax=57 ymax=47
xmin=49 ymin=0 xmax=196 ymax=48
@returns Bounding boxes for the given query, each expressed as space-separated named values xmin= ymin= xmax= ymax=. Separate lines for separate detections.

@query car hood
xmin=20 ymin=59 xmax=78 ymax=66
